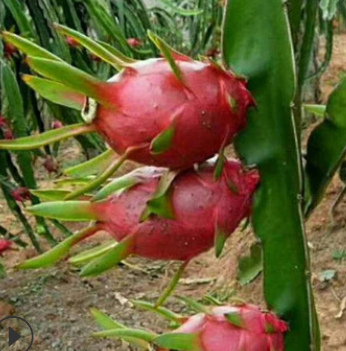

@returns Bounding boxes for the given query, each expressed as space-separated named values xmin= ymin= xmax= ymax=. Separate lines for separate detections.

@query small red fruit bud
xmin=0 ymin=240 xmax=13 ymax=256
xmin=4 ymin=43 xmax=18 ymax=59
xmin=43 ymin=156 xmax=59 ymax=174
xmin=127 ymin=38 xmax=143 ymax=48
xmin=51 ymin=120 xmax=63 ymax=129
xmin=89 ymin=53 xmax=101 ymax=62
xmin=66 ymin=36 xmax=80 ymax=48
xmin=11 ymin=187 xmax=31 ymax=203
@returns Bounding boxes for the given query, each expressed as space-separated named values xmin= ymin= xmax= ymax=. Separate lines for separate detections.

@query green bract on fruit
xmin=0 ymin=26 xmax=254 ymax=199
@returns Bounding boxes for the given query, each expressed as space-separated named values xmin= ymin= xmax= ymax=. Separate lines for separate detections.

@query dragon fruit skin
xmin=11 ymin=187 xmax=31 ymax=203
xmin=0 ymin=239 xmax=13 ymax=256
xmin=127 ymin=38 xmax=143 ymax=48
xmin=158 ymin=305 xmax=288 ymax=351
xmin=91 ymin=160 xmax=259 ymax=261
xmin=93 ymin=58 xmax=254 ymax=169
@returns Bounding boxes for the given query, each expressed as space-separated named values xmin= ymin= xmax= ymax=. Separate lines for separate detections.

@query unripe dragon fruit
xmin=51 ymin=120 xmax=63 ymax=129
xmin=43 ymin=155 xmax=59 ymax=174
xmin=21 ymin=159 xmax=259 ymax=278
xmin=0 ymin=27 xmax=254 ymax=199
xmin=92 ymin=303 xmax=288 ymax=351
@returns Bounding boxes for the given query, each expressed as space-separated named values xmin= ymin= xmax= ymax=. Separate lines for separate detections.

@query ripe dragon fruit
xmin=20 ymin=159 xmax=259 ymax=280
xmin=92 ymin=302 xmax=288 ymax=351
xmin=0 ymin=26 xmax=254 ymax=199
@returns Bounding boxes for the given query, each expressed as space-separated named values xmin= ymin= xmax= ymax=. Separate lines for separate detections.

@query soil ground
xmin=0 ymin=35 xmax=346 ymax=351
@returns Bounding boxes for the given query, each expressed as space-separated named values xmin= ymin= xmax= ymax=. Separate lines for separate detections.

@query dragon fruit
xmin=92 ymin=302 xmax=288 ymax=351
xmin=0 ymin=27 xmax=254 ymax=200
xmin=20 ymin=159 xmax=259 ymax=278
xmin=43 ymin=155 xmax=59 ymax=174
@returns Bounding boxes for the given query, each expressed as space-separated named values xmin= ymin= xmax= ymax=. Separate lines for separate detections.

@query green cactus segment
xmin=0 ymin=123 xmax=95 ymax=151
xmin=18 ymin=225 xmax=101 ymax=269
xmin=91 ymin=309 xmax=150 ymax=349
xmin=155 ymin=261 xmax=189 ymax=308
xmin=147 ymin=30 xmax=183 ymax=82
xmin=150 ymin=125 xmax=175 ymax=155
xmin=225 ymin=312 xmax=245 ymax=328
xmin=305 ymin=78 xmax=346 ymax=215
xmin=214 ymin=226 xmax=227 ymax=258
xmin=30 ymin=189 xmax=73 ymax=202
xmin=64 ymin=149 xmax=117 ymax=178
xmin=1 ymin=31 xmax=62 ymax=61
xmin=154 ymin=333 xmax=202 ymax=351
xmin=69 ymin=241 xmax=118 ymax=266
xmin=80 ymin=235 xmax=134 ymax=277
xmin=54 ymin=24 xmax=129 ymax=71
xmin=93 ymin=328 xmax=157 ymax=342
xmin=22 ymin=75 xmax=85 ymax=110
xmin=25 ymin=57 xmax=108 ymax=105
xmin=64 ymin=152 xmax=129 ymax=200
xmin=140 ymin=170 xmax=178 ymax=221
xmin=132 ymin=300 xmax=184 ymax=325
xmin=26 ymin=201 xmax=97 ymax=221
xmin=223 ymin=1 xmax=320 ymax=351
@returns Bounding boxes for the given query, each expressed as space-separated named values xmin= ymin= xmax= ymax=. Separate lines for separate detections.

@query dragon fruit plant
xmin=20 ymin=159 xmax=259 ymax=305
xmin=91 ymin=300 xmax=288 ymax=351
xmin=0 ymin=25 xmax=254 ymax=201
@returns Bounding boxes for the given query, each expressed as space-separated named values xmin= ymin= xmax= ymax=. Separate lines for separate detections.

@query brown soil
xmin=0 ymin=36 xmax=346 ymax=351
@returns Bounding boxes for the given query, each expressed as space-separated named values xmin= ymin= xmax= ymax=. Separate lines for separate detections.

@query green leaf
xmin=223 ymin=1 xmax=320 ymax=351
xmin=64 ymin=149 xmax=116 ymax=178
xmin=147 ymin=31 xmax=183 ymax=82
xmin=93 ymin=328 xmax=157 ymax=342
xmin=26 ymin=201 xmax=96 ymax=221
xmin=303 ymin=104 xmax=326 ymax=118
xmin=80 ymin=236 xmax=134 ymax=277
xmin=132 ymin=300 xmax=183 ymax=324
xmin=0 ymin=123 xmax=95 ymax=151
xmin=176 ymin=296 xmax=208 ymax=314
xmin=91 ymin=309 xmax=150 ymax=348
xmin=157 ymin=0 xmax=203 ymax=16
xmin=22 ymin=75 xmax=85 ymax=110
xmin=214 ymin=226 xmax=227 ymax=258
xmin=225 ymin=312 xmax=245 ymax=328
xmin=237 ymin=242 xmax=263 ymax=286
xmin=1 ymin=31 xmax=60 ymax=61
xmin=305 ymin=78 xmax=346 ymax=214
xmin=19 ymin=225 xmax=100 ymax=269
xmin=150 ymin=125 xmax=175 ymax=155
xmin=64 ymin=152 xmax=128 ymax=200
xmin=26 ymin=57 xmax=107 ymax=104
xmin=140 ymin=170 xmax=178 ymax=220
xmin=54 ymin=24 xmax=129 ymax=70
xmin=1 ymin=0 xmax=34 ymax=36
xmin=30 ymin=189 xmax=72 ymax=201
xmin=69 ymin=241 xmax=117 ymax=266
xmin=154 ymin=333 xmax=202 ymax=351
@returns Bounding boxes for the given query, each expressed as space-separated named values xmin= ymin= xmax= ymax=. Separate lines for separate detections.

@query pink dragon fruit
xmin=51 ymin=120 xmax=64 ymax=129
xmin=43 ymin=156 xmax=59 ymax=174
xmin=92 ymin=303 xmax=288 ymax=351
xmin=20 ymin=159 xmax=259 ymax=277
xmin=0 ymin=27 xmax=254 ymax=172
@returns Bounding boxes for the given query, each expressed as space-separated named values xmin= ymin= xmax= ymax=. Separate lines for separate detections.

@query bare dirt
xmin=0 ymin=36 xmax=346 ymax=351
